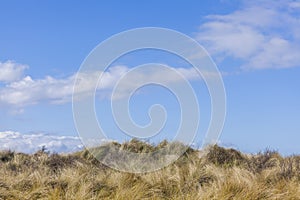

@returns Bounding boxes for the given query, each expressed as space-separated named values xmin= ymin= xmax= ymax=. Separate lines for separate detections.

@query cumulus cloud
xmin=0 ymin=60 xmax=28 ymax=82
xmin=0 ymin=64 xmax=204 ymax=108
xmin=197 ymin=0 xmax=300 ymax=70
xmin=0 ymin=75 xmax=75 ymax=107
xmin=0 ymin=131 xmax=83 ymax=153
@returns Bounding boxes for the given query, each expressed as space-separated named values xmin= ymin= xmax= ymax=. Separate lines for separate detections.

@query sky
xmin=0 ymin=0 xmax=300 ymax=155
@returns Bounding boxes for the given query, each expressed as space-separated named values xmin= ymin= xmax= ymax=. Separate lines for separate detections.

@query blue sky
xmin=0 ymin=0 xmax=300 ymax=155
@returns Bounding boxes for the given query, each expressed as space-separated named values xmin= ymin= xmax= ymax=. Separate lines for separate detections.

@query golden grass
xmin=0 ymin=140 xmax=299 ymax=200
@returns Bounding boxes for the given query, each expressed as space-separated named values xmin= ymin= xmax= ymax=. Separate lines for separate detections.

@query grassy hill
xmin=0 ymin=140 xmax=300 ymax=199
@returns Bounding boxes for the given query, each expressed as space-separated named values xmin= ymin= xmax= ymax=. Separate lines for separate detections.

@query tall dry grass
xmin=0 ymin=140 xmax=299 ymax=199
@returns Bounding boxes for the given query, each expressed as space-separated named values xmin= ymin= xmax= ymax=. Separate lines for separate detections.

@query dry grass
xmin=0 ymin=141 xmax=300 ymax=200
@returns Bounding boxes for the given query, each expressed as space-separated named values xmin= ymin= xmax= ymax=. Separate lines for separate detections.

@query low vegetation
xmin=0 ymin=140 xmax=300 ymax=199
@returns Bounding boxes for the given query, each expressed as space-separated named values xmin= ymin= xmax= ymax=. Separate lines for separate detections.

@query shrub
xmin=206 ymin=145 xmax=246 ymax=167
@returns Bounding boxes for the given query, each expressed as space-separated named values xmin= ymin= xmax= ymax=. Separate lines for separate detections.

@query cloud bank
xmin=0 ymin=131 xmax=83 ymax=154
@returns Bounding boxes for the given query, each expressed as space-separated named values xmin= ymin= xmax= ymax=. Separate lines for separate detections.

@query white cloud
xmin=197 ymin=0 xmax=300 ymax=70
xmin=0 ymin=64 xmax=204 ymax=108
xmin=243 ymin=37 xmax=300 ymax=69
xmin=0 ymin=60 xmax=28 ymax=82
xmin=198 ymin=21 xmax=264 ymax=58
xmin=0 ymin=131 xmax=83 ymax=153
xmin=0 ymin=66 xmax=127 ymax=107
xmin=289 ymin=1 xmax=300 ymax=9
xmin=0 ymin=75 xmax=74 ymax=107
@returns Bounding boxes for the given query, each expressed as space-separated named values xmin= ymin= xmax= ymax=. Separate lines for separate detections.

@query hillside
xmin=0 ymin=140 xmax=300 ymax=199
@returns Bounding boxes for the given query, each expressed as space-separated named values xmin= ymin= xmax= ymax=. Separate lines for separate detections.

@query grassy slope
xmin=0 ymin=140 xmax=300 ymax=200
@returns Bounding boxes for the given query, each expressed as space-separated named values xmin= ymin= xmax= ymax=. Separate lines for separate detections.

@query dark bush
xmin=206 ymin=145 xmax=246 ymax=167
xmin=248 ymin=149 xmax=281 ymax=173
xmin=0 ymin=150 xmax=14 ymax=162
xmin=45 ymin=154 xmax=77 ymax=172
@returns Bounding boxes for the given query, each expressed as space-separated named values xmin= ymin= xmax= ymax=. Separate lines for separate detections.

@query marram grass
xmin=0 ymin=140 xmax=300 ymax=200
